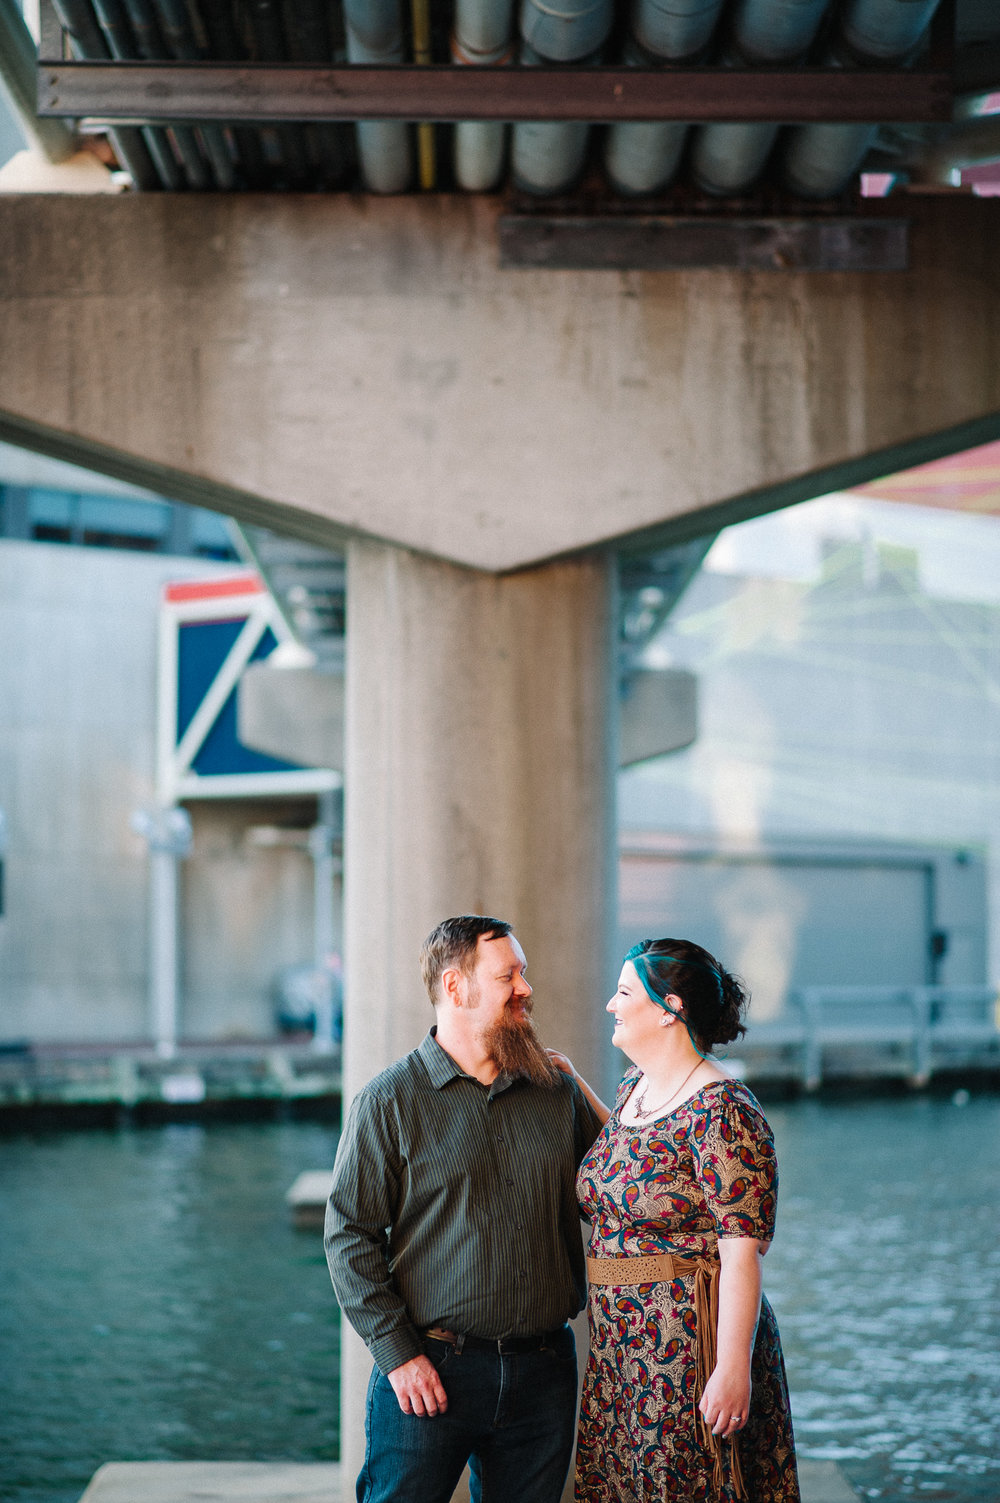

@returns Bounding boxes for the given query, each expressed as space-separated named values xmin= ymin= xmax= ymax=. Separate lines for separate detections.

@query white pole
xmin=132 ymin=805 xmax=191 ymax=1060
xmin=150 ymin=844 xmax=179 ymax=1060
xmin=310 ymin=790 xmax=339 ymax=1053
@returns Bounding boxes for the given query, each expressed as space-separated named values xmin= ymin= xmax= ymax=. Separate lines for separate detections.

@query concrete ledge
xmin=80 ymin=1463 xmax=343 ymax=1503
xmin=77 ymin=1458 xmax=857 ymax=1502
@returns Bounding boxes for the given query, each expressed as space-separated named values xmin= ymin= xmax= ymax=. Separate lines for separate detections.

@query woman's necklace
xmin=630 ymin=1060 xmax=702 ymax=1122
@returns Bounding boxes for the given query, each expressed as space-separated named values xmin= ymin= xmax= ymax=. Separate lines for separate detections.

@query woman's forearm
xmin=716 ymin=1238 xmax=762 ymax=1374
xmin=698 ymin=1237 xmax=763 ymax=1436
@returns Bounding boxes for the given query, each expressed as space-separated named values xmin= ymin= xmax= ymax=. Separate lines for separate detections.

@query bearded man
xmin=325 ymin=914 xmax=604 ymax=1503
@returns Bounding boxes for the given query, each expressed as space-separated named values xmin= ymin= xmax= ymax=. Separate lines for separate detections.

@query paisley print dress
xmin=575 ymin=1074 xmax=799 ymax=1503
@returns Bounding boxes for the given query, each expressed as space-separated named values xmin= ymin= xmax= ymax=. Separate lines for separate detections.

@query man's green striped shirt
xmin=325 ymin=1029 xmax=604 ymax=1375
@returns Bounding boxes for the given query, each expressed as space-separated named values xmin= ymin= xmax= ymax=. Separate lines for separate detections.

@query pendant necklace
xmin=631 ymin=1060 xmax=702 ymax=1122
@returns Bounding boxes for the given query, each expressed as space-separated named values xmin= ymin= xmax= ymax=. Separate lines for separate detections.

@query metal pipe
xmin=192 ymin=0 xmax=268 ymax=186
xmin=782 ymin=119 xmax=876 ymax=195
xmin=0 ymin=0 xmax=76 ymax=162
xmin=50 ymin=0 xmax=165 ymax=187
xmin=605 ymin=118 xmax=688 ymax=192
xmin=410 ymin=0 xmax=436 ymax=189
xmin=732 ymin=0 xmax=831 ymax=64
xmin=343 ymin=0 xmax=413 ymax=190
xmin=280 ymin=0 xmax=352 ymax=187
xmin=692 ymin=119 xmax=779 ymax=192
xmin=150 ymin=0 xmax=236 ymax=188
xmin=520 ymin=0 xmax=614 ymax=62
xmin=629 ymin=0 xmax=725 ymax=64
xmin=243 ymin=0 xmax=312 ymax=187
xmin=511 ymin=45 xmax=590 ymax=194
xmin=692 ymin=1 xmax=830 ymax=196
xmin=604 ymin=39 xmax=686 ymax=195
xmin=841 ymin=0 xmax=941 ymax=62
xmin=116 ymin=0 xmax=212 ymax=187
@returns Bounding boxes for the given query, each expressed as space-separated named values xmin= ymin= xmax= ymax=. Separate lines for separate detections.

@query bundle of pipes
xmin=604 ymin=0 xmax=728 ymax=197
xmin=511 ymin=0 xmax=615 ymax=194
xmin=39 ymin=0 xmax=948 ymax=200
xmin=782 ymin=0 xmax=944 ymax=197
xmin=692 ymin=0 xmax=831 ymax=197
xmin=49 ymin=0 xmax=353 ymax=191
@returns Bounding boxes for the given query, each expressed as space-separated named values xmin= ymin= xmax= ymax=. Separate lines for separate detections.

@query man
xmin=325 ymin=914 xmax=604 ymax=1503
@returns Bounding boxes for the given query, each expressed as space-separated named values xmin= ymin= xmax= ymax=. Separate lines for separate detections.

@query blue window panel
xmin=177 ymin=618 xmax=306 ymax=776
xmin=80 ymin=494 xmax=170 ymax=538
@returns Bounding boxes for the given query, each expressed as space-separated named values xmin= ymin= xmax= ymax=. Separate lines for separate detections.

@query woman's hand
xmin=545 ymin=1050 xmax=611 ymax=1124
xmin=699 ymin=1362 xmax=750 ymax=1437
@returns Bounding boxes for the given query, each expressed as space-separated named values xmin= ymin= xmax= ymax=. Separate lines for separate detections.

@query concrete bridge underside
xmin=2 ymin=191 xmax=999 ymax=1498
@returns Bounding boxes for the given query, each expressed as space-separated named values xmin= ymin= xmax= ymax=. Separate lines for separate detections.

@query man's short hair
xmin=419 ymin=915 xmax=513 ymax=1004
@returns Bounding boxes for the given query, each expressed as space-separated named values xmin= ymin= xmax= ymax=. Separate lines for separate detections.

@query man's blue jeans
xmin=357 ymin=1326 xmax=578 ymax=1503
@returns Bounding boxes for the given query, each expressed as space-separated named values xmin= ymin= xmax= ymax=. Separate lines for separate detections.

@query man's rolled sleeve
xmin=324 ymin=1088 xmax=423 ymax=1376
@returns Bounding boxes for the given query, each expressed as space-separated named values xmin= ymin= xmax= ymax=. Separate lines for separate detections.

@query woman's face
xmin=606 ymin=960 xmax=672 ymax=1057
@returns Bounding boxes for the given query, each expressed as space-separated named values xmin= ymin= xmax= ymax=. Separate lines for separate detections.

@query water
xmin=0 ymin=1122 xmax=341 ymax=1503
xmin=1 ymin=1096 xmax=998 ymax=1503
xmin=764 ymin=1094 xmax=1000 ymax=1502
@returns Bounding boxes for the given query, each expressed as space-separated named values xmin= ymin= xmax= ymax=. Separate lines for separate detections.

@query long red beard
xmin=480 ymin=1011 xmax=560 ymax=1088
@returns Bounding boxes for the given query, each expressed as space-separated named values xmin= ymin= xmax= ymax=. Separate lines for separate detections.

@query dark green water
xmin=1 ymin=1095 xmax=998 ymax=1503
xmin=0 ymin=1121 xmax=341 ymax=1503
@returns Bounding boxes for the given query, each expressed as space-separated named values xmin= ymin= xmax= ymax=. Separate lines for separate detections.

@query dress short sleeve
xmin=688 ymin=1082 xmax=778 ymax=1241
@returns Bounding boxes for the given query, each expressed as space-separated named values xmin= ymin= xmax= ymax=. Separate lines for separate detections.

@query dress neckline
xmin=616 ymin=1073 xmax=735 ymax=1128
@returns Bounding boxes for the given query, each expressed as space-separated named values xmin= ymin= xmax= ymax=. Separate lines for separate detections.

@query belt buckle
xmin=426 ymin=1326 xmax=466 ymax=1355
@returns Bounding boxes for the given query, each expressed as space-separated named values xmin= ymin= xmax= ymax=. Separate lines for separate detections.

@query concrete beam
xmin=0 ymin=194 xmax=998 ymax=572
xmin=239 ymin=660 xmax=697 ymax=770
xmin=239 ymin=663 xmax=344 ymax=773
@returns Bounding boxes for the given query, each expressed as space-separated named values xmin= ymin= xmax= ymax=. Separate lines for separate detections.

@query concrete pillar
xmin=339 ymin=538 xmax=619 ymax=1497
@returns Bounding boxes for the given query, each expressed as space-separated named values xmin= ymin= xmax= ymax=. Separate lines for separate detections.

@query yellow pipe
xmin=410 ymin=0 xmax=436 ymax=188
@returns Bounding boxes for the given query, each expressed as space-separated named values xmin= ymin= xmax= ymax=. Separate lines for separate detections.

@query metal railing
xmin=744 ymin=985 xmax=1000 ymax=1089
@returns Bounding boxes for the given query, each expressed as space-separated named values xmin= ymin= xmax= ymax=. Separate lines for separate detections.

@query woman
xmin=552 ymin=939 xmax=799 ymax=1503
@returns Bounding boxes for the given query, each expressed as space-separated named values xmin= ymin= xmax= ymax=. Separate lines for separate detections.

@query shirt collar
xmin=419 ymin=1027 xmax=515 ymax=1096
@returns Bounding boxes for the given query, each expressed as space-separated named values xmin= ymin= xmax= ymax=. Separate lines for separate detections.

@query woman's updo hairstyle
xmin=629 ymin=937 xmax=748 ymax=1050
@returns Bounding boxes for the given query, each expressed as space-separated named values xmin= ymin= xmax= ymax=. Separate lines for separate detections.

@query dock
xmin=0 ymin=1041 xmax=341 ymax=1123
xmin=78 ymin=1459 xmax=859 ymax=1502
xmin=286 ymin=1170 xmax=333 ymax=1228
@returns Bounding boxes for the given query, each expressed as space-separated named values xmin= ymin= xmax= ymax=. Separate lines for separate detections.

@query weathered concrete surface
xmin=0 ymin=194 xmax=998 ymax=572
xmin=76 ymin=1458 xmax=858 ymax=1502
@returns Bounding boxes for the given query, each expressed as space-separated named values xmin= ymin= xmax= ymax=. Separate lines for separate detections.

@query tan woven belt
xmin=587 ymin=1250 xmax=709 ymax=1285
xmin=586 ymin=1249 xmax=745 ymax=1500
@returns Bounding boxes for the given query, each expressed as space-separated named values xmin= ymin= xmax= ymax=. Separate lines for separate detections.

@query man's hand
xmin=387 ymin=1355 xmax=448 ymax=1417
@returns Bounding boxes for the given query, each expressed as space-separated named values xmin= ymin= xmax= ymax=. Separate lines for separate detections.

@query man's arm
xmin=324 ymin=1088 xmax=447 ymax=1415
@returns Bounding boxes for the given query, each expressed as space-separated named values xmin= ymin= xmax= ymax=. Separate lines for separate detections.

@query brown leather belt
xmin=586 ymin=1249 xmax=745 ymax=1500
xmin=423 ymin=1324 xmax=564 ymax=1355
xmin=587 ymin=1250 xmax=712 ymax=1285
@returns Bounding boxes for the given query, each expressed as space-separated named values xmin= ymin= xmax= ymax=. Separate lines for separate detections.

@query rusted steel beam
xmin=36 ymin=61 xmax=953 ymax=125
xmin=498 ymin=215 xmax=910 ymax=272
